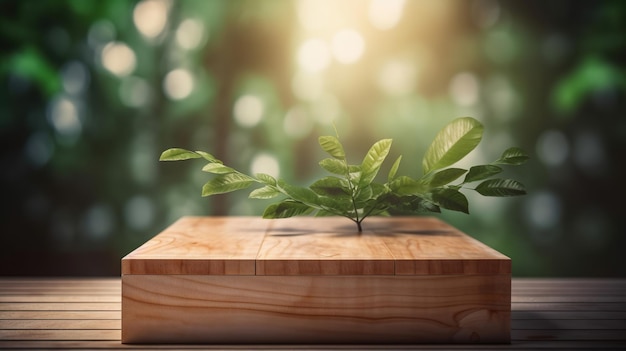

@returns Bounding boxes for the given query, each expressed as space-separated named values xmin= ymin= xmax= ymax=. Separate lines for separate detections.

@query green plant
xmin=160 ymin=117 xmax=528 ymax=232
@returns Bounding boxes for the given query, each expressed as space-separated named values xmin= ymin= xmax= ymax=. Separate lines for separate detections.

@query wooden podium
xmin=121 ymin=216 xmax=510 ymax=344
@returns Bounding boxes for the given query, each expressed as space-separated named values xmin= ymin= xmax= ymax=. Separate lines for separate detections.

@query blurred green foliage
xmin=1 ymin=0 xmax=625 ymax=276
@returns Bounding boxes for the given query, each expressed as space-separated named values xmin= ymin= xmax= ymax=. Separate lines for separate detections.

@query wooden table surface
xmin=0 ymin=278 xmax=624 ymax=350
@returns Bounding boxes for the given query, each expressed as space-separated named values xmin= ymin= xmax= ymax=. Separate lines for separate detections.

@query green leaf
xmin=201 ymin=173 xmax=254 ymax=196
xmin=318 ymin=195 xmax=353 ymax=214
xmin=263 ymin=201 xmax=314 ymax=219
xmin=159 ymin=148 xmax=201 ymax=161
xmin=422 ymin=117 xmax=484 ymax=174
xmin=319 ymin=158 xmax=348 ymax=175
xmin=388 ymin=155 xmax=402 ymax=182
xmin=202 ymin=163 xmax=236 ymax=174
xmin=495 ymin=147 xmax=530 ymax=165
xmin=417 ymin=198 xmax=442 ymax=213
xmin=277 ymin=180 xmax=320 ymax=205
xmin=362 ymin=198 xmax=389 ymax=216
xmin=422 ymin=168 xmax=467 ymax=188
xmin=475 ymin=178 xmax=526 ymax=197
xmin=315 ymin=209 xmax=336 ymax=217
xmin=430 ymin=188 xmax=469 ymax=214
xmin=464 ymin=165 xmax=502 ymax=183
xmin=318 ymin=136 xmax=346 ymax=160
xmin=360 ymin=139 xmax=392 ymax=186
xmin=195 ymin=151 xmax=220 ymax=162
xmin=370 ymin=182 xmax=387 ymax=198
xmin=354 ymin=184 xmax=373 ymax=204
xmin=249 ymin=186 xmax=281 ymax=199
xmin=310 ymin=177 xmax=350 ymax=196
xmin=388 ymin=195 xmax=441 ymax=214
xmin=255 ymin=173 xmax=277 ymax=186
xmin=389 ymin=176 xmax=425 ymax=196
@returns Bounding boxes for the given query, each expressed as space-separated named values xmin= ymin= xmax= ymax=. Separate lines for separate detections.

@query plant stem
xmin=356 ymin=220 xmax=362 ymax=233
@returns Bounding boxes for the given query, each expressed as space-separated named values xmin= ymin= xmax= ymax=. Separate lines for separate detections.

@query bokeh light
xmin=124 ymin=195 xmax=155 ymax=231
xmin=133 ymin=0 xmax=169 ymax=40
xmin=87 ymin=20 xmax=116 ymax=49
xmin=233 ymin=95 xmax=264 ymax=128
xmin=24 ymin=131 xmax=54 ymax=167
xmin=297 ymin=39 xmax=331 ymax=72
xmin=101 ymin=42 xmax=136 ymax=77
xmin=119 ymin=76 xmax=152 ymax=107
xmin=250 ymin=153 xmax=280 ymax=179
xmin=536 ymin=130 xmax=569 ymax=167
xmin=283 ymin=106 xmax=313 ymax=139
xmin=163 ymin=68 xmax=194 ymax=100
xmin=331 ymin=29 xmax=365 ymax=64
xmin=368 ymin=0 xmax=405 ymax=30
xmin=82 ymin=204 xmax=115 ymax=240
xmin=449 ymin=72 xmax=480 ymax=107
xmin=176 ymin=18 xmax=206 ymax=50
xmin=292 ymin=71 xmax=324 ymax=101
xmin=61 ymin=61 xmax=89 ymax=96
xmin=2 ymin=1 xmax=625 ymax=278
xmin=47 ymin=95 xmax=81 ymax=142
xmin=378 ymin=59 xmax=417 ymax=96
xmin=525 ymin=191 xmax=562 ymax=231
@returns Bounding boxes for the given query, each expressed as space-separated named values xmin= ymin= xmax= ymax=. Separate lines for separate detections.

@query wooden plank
xmin=0 ymin=279 xmax=120 ymax=288
xmin=0 ymin=295 xmax=121 ymax=302
xmin=512 ymin=310 xmax=626 ymax=320
xmin=0 ymin=311 xmax=120 ymax=320
xmin=257 ymin=217 xmax=395 ymax=275
xmin=0 ymin=329 xmax=120 ymax=340
xmin=512 ymin=302 xmax=626 ymax=311
xmin=0 ymin=303 xmax=120 ymax=311
xmin=122 ymin=274 xmax=510 ymax=344
xmin=3 ymin=341 xmax=626 ymax=350
xmin=514 ymin=318 xmax=626 ymax=330
xmin=0 ymin=319 xmax=120 ymax=329
xmin=122 ymin=216 xmax=270 ymax=275
xmin=513 ymin=295 xmax=626 ymax=303
xmin=0 ymin=341 xmax=229 ymax=350
xmin=0 ymin=289 xmax=120 ymax=296
xmin=2 ymin=278 xmax=626 ymax=349
xmin=512 ymin=288 xmax=626 ymax=296
xmin=512 ymin=279 xmax=626 ymax=289
xmin=513 ymin=329 xmax=626 ymax=341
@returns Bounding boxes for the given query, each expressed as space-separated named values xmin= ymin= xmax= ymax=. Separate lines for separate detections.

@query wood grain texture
xmin=122 ymin=274 xmax=510 ymax=344
xmin=257 ymin=217 xmax=395 ymax=275
xmin=122 ymin=217 xmax=270 ymax=275
xmin=366 ymin=217 xmax=510 ymax=275
xmin=121 ymin=216 xmax=512 ymax=344
xmin=1 ymin=278 xmax=626 ymax=349
xmin=122 ymin=216 xmax=510 ymax=276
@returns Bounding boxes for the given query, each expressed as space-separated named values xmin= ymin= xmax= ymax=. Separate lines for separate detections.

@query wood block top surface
xmin=122 ymin=216 xmax=510 ymax=276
